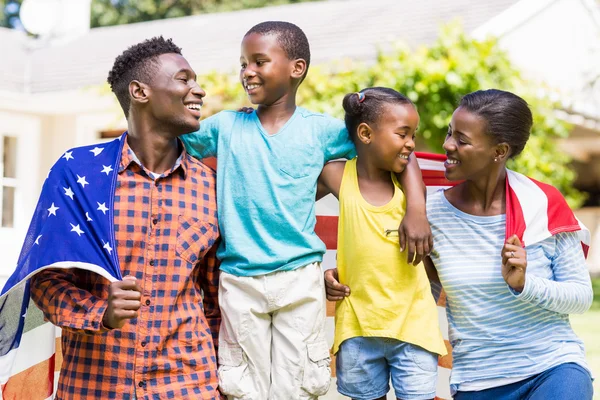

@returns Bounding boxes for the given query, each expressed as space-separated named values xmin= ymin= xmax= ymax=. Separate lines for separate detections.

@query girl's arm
xmin=396 ymin=153 xmax=432 ymax=265
xmin=316 ymin=160 xmax=346 ymax=201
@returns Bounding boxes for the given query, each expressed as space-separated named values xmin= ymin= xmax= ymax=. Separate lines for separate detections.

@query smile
xmin=185 ymin=104 xmax=202 ymax=111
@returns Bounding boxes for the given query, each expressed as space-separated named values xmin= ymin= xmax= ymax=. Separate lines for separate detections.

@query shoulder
xmin=52 ymin=136 xmax=123 ymax=171
xmin=185 ymin=154 xmax=217 ymax=180
xmin=295 ymin=107 xmax=343 ymax=128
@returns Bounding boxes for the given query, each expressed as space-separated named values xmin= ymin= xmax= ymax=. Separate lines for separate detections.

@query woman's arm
xmin=508 ymin=232 xmax=593 ymax=314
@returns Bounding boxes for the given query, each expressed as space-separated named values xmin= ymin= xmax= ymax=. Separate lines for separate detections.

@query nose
xmin=405 ymin=137 xmax=415 ymax=151
xmin=241 ymin=65 xmax=256 ymax=80
xmin=191 ymin=82 xmax=206 ymax=99
xmin=443 ymin=134 xmax=455 ymax=152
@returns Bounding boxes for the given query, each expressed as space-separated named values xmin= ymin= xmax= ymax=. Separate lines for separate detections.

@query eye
xmin=256 ymin=60 xmax=266 ymax=66
xmin=240 ymin=62 xmax=247 ymax=69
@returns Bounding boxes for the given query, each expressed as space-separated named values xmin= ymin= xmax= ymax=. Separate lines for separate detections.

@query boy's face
xmin=239 ymin=33 xmax=296 ymax=105
xmin=145 ymin=53 xmax=206 ymax=135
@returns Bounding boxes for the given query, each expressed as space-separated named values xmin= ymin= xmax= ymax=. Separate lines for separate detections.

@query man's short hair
xmin=107 ymin=36 xmax=182 ymax=117
xmin=245 ymin=21 xmax=311 ymax=80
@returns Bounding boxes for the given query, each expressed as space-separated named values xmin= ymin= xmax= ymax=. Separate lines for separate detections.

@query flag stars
xmin=101 ymin=165 xmax=114 ymax=175
xmin=103 ymin=241 xmax=113 ymax=255
xmin=35 ymin=235 xmax=42 ymax=245
xmin=90 ymin=147 xmax=104 ymax=157
xmin=62 ymin=151 xmax=73 ymax=161
xmin=47 ymin=203 xmax=59 ymax=216
xmin=77 ymin=175 xmax=89 ymax=188
xmin=63 ymin=187 xmax=74 ymax=200
xmin=86 ymin=212 xmax=93 ymax=222
xmin=70 ymin=224 xmax=84 ymax=236
xmin=97 ymin=202 xmax=109 ymax=214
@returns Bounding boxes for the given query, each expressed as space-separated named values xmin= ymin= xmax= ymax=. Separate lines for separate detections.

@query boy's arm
xmin=317 ymin=161 xmax=346 ymax=201
xmin=396 ymin=153 xmax=432 ymax=265
xmin=199 ymin=242 xmax=221 ymax=352
xmin=180 ymin=113 xmax=221 ymax=159
xmin=30 ymin=268 xmax=140 ymax=334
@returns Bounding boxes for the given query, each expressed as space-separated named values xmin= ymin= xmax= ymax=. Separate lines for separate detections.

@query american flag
xmin=0 ymin=150 xmax=589 ymax=399
xmin=0 ymin=135 xmax=126 ymax=399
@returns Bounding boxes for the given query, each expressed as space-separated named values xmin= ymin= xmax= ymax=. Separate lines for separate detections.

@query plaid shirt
xmin=30 ymin=139 xmax=221 ymax=400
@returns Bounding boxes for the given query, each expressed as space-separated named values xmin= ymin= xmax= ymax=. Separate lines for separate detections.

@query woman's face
xmin=443 ymin=107 xmax=498 ymax=181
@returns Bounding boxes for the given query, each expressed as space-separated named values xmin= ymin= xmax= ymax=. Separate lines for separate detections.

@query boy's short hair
xmin=245 ymin=21 xmax=311 ymax=80
xmin=107 ymin=36 xmax=182 ymax=117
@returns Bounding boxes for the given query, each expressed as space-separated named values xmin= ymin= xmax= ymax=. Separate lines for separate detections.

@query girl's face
xmin=443 ymin=107 xmax=498 ymax=181
xmin=367 ymin=103 xmax=419 ymax=174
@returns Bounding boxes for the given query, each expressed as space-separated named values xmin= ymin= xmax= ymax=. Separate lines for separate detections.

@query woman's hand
xmin=501 ymin=235 xmax=527 ymax=292
xmin=399 ymin=207 xmax=432 ymax=266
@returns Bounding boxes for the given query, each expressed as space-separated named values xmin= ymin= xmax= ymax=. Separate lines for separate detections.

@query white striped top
xmin=427 ymin=190 xmax=593 ymax=393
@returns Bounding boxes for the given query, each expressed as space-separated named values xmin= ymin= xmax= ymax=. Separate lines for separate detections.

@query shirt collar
xmin=119 ymin=135 xmax=189 ymax=180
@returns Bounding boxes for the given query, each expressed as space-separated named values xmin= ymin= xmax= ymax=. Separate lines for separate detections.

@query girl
xmin=318 ymin=87 xmax=446 ymax=400
xmin=326 ymin=89 xmax=594 ymax=400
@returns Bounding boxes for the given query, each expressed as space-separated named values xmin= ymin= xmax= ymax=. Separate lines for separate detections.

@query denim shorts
xmin=336 ymin=336 xmax=438 ymax=400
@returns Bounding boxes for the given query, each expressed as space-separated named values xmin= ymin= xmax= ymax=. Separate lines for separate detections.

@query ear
xmin=494 ymin=142 xmax=511 ymax=161
xmin=129 ymin=80 xmax=150 ymax=106
xmin=291 ymin=59 xmax=307 ymax=80
xmin=356 ymin=123 xmax=373 ymax=145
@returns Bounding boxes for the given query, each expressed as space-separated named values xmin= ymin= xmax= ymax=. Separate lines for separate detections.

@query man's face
xmin=147 ymin=53 xmax=205 ymax=135
xmin=239 ymin=33 xmax=295 ymax=106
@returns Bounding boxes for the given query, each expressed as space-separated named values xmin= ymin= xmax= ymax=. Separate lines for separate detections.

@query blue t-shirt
xmin=181 ymin=107 xmax=355 ymax=276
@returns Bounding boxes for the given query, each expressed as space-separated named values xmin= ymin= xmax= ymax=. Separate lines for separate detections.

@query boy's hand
xmin=237 ymin=106 xmax=254 ymax=114
xmin=399 ymin=208 xmax=432 ymax=266
xmin=102 ymin=276 xmax=142 ymax=329
xmin=324 ymin=268 xmax=350 ymax=301
xmin=501 ymin=235 xmax=527 ymax=292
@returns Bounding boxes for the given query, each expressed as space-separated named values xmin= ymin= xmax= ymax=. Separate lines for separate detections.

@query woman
xmin=326 ymin=89 xmax=594 ymax=400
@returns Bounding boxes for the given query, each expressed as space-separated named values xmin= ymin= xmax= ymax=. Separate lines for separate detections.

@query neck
xmin=126 ymin=116 xmax=181 ymax=173
xmin=355 ymin=154 xmax=391 ymax=183
xmin=256 ymin=92 xmax=297 ymax=125
xmin=459 ymin=167 xmax=507 ymax=214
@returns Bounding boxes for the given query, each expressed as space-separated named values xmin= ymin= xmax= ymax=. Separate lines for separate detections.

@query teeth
xmin=447 ymin=159 xmax=459 ymax=164
xmin=398 ymin=154 xmax=409 ymax=159
xmin=246 ymin=84 xmax=259 ymax=90
xmin=186 ymin=104 xmax=201 ymax=111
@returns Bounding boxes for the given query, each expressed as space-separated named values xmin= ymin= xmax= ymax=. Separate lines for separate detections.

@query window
xmin=1 ymin=135 xmax=17 ymax=228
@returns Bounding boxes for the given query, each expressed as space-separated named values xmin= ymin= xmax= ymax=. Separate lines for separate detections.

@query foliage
xmin=90 ymin=0 xmax=320 ymax=28
xmin=197 ymin=22 xmax=584 ymax=206
xmin=0 ymin=0 xmax=22 ymax=29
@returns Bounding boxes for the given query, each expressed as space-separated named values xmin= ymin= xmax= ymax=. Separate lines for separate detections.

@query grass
xmin=570 ymin=277 xmax=600 ymax=399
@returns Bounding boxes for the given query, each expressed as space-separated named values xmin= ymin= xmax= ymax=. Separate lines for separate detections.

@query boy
xmin=181 ymin=22 xmax=429 ymax=399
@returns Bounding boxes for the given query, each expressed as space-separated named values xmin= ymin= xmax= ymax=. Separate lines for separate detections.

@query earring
xmin=494 ymin=157 xmax=498 ymax=162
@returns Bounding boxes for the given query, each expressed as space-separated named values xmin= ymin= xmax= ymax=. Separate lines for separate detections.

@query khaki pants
xmin=218 ymin=262 xmax=331 ymax=400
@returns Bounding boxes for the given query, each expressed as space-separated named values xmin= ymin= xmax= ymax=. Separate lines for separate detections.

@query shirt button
xmin=149 ymin=260 xmax=154 ymax=266
xmin=145 ymin=299 xmax=150 ymax=306
xmin=152 ymin=218 xmax=158 ymax=225
xmin=138 ymin=380 xmax=145 ymax=387
xmin=141 ymin=341 xmax=146 ymax=347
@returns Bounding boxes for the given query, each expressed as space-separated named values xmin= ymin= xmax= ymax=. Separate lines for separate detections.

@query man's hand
xmin=501 ymin=235 xmax=527 ymax=292
xmin=398 ymin=208 xmax=433 ymax=266
xmin=102 ymin=276 xmax=142 ymax=329
xmin=237 ymin=106 xmax=254 ymax=114
xmin=324 ymin=268 xmax=350 ymax=301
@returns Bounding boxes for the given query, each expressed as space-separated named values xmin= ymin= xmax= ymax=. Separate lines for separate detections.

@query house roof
xmin=2 ymin=0 xmax=520 ymax=94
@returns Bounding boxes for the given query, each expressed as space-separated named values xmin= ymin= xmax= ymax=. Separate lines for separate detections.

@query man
xmin=29 ymin=36 xmax=220 ymax=399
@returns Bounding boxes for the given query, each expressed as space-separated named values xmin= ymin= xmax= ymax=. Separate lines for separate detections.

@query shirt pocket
xmin=176 ymin=215 xmax=218 ymax=265
xmin=277 ymin=144 xmax=321 ymax=179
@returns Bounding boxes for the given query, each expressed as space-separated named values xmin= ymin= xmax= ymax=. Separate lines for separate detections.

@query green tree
xmin=90 ymin=0 xmax=321 ymax=28
xmin=197 ymin=22 xmax=584 ymax=207
xmin=1 ymin=0 xmax=22 ymax=29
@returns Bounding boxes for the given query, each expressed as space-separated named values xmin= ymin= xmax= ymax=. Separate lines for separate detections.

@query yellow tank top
xmin=333 ymin=158 xmax=446 ymax=356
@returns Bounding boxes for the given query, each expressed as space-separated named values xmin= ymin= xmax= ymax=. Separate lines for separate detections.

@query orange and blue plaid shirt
xmin=30 ymin=139 xmax=221 ymax=400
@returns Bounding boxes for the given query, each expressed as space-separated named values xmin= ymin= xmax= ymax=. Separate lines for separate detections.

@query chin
xmin=444 ymin=170 xmax=462 ymax=182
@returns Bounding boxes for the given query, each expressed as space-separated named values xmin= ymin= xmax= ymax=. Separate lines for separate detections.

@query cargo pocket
xmin=218 ymin=342 xmax=257 ymax=399
xmin=301 ymin=339 xmax=331 ymax=396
